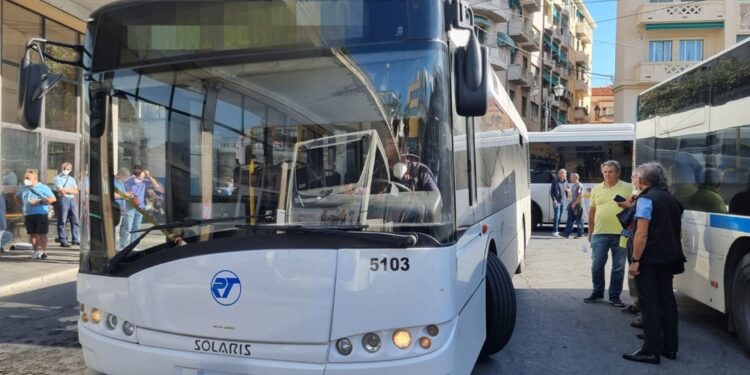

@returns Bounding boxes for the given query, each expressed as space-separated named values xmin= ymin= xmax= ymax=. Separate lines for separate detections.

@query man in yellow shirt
xmin=584 ymin=160 xmax=633 ymax=307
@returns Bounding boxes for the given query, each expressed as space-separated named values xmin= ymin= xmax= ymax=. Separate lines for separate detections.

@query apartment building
xmin=614 ymin=0 xmax=749 ymax=124
xmin=470 ymin=0 xmax=595 ymax=131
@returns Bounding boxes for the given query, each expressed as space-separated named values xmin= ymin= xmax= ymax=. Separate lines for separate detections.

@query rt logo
xmin=211 ymin=270 xmax=241 ymax=306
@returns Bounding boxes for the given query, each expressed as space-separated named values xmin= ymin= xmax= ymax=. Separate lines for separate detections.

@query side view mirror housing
xmin=18 ymin=59 xmax=62 ymax=129
xmin=454 ymin=33 xmax=488 ymax=117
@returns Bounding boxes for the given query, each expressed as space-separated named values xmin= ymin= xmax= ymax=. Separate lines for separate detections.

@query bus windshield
xmin=82 ymin=4 xmax=453 ymax=272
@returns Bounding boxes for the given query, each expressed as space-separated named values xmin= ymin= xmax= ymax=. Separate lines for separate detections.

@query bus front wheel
xmin=481 ymin=252 xmax=517 ymax=356
xmin=731 ymin=253 xmax=750 ymax=356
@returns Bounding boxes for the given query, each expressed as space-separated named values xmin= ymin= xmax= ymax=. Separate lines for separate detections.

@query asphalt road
xmin=472 ymin=232 xmax=749 ymax=375
xmin=0 ymin=232 xmax=747 ymax=374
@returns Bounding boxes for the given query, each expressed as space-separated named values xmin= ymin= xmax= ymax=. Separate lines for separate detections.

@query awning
xmin=474 ymin=15 xmax=492 ymax=29
xmin=509 ymin=0 xmax=521 ymax=10
xmin=645 ymin=22 xmax=724 ymax=31
xmin=553 ymin=7 xmax=561 ymax=20
xmin=557 ymin=111 xmax=567 ymax=124
xmin=576 ymin=9 xmax=584 ymax=22
xmin=560 ymin=51 xmax=568 ymax=65
xmin=497 ymin=32 xmax=516 ymax=48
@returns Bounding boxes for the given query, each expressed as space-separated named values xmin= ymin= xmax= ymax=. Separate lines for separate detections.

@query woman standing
xmin=623 ymin=162 xmax=685 ymax=364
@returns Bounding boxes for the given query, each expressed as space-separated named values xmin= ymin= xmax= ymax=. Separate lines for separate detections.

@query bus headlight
xmin=90 ymin=308 xmax=102 ymax=324
xmin=336 ymin=338 xmax=353 ymax=355
xmin=122 ymin=321 xmax=135 ymax=336
xmin=362 ymin=333 xmax=381 ymax=353
xmin=105 ymin=314 xmax=118 ymax=330
xmin=392 ymin=329 xmax=411 ymax=349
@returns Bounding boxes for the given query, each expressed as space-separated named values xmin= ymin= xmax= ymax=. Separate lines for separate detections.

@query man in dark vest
xmin=623 ymin=162 xmax=685 ymax=364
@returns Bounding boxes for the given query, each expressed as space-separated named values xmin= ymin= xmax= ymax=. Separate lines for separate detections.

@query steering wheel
xmin=372 ymin=179 xmax=410 ymax=194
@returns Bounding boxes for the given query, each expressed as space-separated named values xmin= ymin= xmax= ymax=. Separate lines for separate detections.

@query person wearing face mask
xmin=54 ymin=162 xmax=80 ymax=247
xmin=120 ymin=164 xmax=164 ymax=248
xmin=14 ymin=170 xmax=56 ymax=260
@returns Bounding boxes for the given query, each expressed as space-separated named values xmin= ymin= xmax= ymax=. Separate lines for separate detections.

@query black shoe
xmin=60 ymin=242 xmax=71 ymax=248
xmin=623 ymin=350 xmax=660 ymax=364
xmin=636 ymin=333 xmax=644 ymax=340
xmin=55 ymin=237 xmax=61 ymax=243
xmin=661 ymin=350 xmax=677 ymax=360
xmin=631 ymin=317 xmax=645 ymax=329
xmin=583 ymin=294 xmax=603 ymax=303
xmin=621 ymin=305 xmax=640 ymax=314
xmin=609 ymin=298 xmax=626 ymax=308
xmin=71 ymin=241 xmax=80 ymax=246
xmin=40 ymin=252 xmax=48 ymax=260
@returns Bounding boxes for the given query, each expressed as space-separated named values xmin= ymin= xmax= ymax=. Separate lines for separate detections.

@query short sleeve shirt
xmin=16 ymin=183 xmax=55 ymax=216
xmin=590 ymin=180 xmax=633 ymax=235
xmin=54 ymin=173 xmax=77 ymax=199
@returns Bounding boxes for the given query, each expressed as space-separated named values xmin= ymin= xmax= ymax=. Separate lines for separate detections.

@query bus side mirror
xmin=454 ymin=33 xmax=488 ymax=117
xmin=18 ymin=59 xmax=61 ymax=129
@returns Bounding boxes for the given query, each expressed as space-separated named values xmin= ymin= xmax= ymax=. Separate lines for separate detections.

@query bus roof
xmin=527 ymin=123 xmax=634 ymax=143
xmin=640 ymin=37 xmax=750 ymax=96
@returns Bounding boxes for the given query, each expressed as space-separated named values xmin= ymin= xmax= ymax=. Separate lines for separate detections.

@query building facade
xmin=590 ymin=86 xmax=614 ymax=124
xmin=470 ymin=0 xmax=595 ymax=131
xmin=614 ymin=0 xmax=749 ymax=124
xmin=0 ymin=0 xmax=106 ymax=227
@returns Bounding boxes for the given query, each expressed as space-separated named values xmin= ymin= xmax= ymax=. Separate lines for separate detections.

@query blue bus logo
xmin=211 ymin=270 xmax=241 ymax=306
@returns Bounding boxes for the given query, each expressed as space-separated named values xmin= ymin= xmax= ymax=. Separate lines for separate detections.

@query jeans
xmin=562 ymin=204 xmax=584 ymax=237
xmin=590 ymin=234 xmax=627 ymax=300
xmin=552 ymin=203 xmax=565 ymax=232
xmin=119 ymin=208 xmax=143 ymax=249
xmin=56 ymin=197 xmax=79 ymax=243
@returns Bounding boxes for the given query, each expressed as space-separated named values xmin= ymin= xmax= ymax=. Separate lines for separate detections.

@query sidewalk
xmin=0 ymin=241 xmax=79 ymax=298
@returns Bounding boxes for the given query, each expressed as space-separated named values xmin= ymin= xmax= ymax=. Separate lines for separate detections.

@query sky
xmin=583 ymin=0 xmax=617 ymax=88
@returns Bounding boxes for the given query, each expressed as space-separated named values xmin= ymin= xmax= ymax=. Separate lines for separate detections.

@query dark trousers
xmin=56 ymin=197 xmax=80 ymax=243
xmin=636 ymin=263 xmax=679 ymax=355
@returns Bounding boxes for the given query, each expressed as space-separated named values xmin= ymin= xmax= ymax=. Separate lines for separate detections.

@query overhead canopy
xmin=645 ymin=22 xmax=724 ymax=31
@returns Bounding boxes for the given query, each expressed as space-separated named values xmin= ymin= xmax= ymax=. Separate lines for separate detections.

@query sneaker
xmin=552 ymin=232 xmax=562 ymax=238
xmin=29 ymin=250 xmax=41 ymax=260
xmin=60 ymin=242 xmax=71 ymax=248
xmin=583 ymin=294 xmax=603 ymax=303
xmin=71 ymin=241 xmax=80 ymax=246
xmin=621 ymin=305 xmax=640 ymax=314
xmin=40 ymin=252 xmax=48 ymax=260
xmin=609 ymin=298 xmax=626 ymax=308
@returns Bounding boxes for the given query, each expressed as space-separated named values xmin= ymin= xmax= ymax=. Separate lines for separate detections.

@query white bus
xmin=18 ymin=1 xmax=530 ymax=373
xmin=635 ymin=38 xmax=750 ymax=355
xmin=528 ymin=124 xmax=634 ymax=229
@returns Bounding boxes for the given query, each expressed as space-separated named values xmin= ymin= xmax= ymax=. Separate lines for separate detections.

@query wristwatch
xmin=632 ymin=258 xmax=640 ymax=263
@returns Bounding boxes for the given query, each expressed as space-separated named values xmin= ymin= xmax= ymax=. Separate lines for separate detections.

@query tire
xmin=731 ymin=253 xmax=750 ymax=356
xmin=481 ymin=251 xmax=517 ymax=356
xmin=531 ymin=205 xmax=542 ymax=230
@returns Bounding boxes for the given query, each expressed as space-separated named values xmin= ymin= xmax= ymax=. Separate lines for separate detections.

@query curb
xmin=0 ymin=267 xmax=78 ymax=298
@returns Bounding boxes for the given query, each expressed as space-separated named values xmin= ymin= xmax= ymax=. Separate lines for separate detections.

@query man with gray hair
xmin=584 ymin=160 xmax=633 ymax=307
xmin=562 ymin=172 xmax=584 ymax=238
xmin=54 ymin=162 xmax=80 ymax=247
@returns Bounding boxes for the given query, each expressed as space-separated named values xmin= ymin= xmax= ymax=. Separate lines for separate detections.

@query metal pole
xmin=544 ymin=97 xmax=549 ymax=132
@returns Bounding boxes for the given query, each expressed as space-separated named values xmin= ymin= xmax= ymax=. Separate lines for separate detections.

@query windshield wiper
xmin=104 ymin=216 xmax=252 ymax=274
xmin=236 ymin=224 xmax=418 ymax=248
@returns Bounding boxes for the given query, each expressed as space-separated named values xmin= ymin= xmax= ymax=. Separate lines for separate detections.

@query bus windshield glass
xmin=83 ymin=26 xmax=453 ymax=270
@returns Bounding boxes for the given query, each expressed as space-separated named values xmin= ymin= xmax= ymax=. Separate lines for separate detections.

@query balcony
xmin=543 ymin=91 xmax=560 ymax=107
xmin=638 ymin=0 xmax=724 ymax=25
xmin=560 ymin=32 xmax=571 ymax=49
xmin=638 ymin=61 xmax=698 ymax=83
xmin=576 ymin=23 xmax=592 ymax=43
xmin=510 ymin=16 xmax=541 ymax=51
xmin=542 ymin=52 xmax=553 ymax=67
xmin=550 ymin=25 xmax=563 ymax=42
xmin=466 ymin=0 xmax=510 ymax=23
xmin=574 ymin=78 xmax=590 ymax=94
xmin=574 ymin=50 xmax=590 ymax=67
xmin=485 ymin=42 xmax=510 ymax=71
xmin=508 ymin=64 xmax=533 ymax=86
xmin=521 ymin=0 xmax=541 ymax=13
